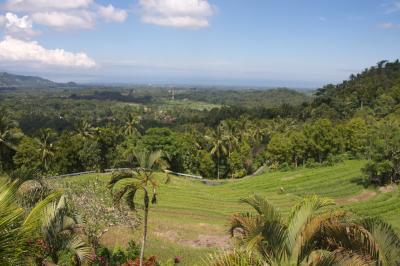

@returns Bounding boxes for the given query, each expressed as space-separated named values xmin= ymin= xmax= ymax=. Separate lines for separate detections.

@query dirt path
xmin=153 ymin=230 xmax=231 ymax=249
xmin=335 ymin=190 xmax=377 ymax=205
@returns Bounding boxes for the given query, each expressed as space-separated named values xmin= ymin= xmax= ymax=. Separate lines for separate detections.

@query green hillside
xmin=0 ymin=72 xmax=56 ymax=88
xmin=51 ymin=160 xmax=399 ymax=265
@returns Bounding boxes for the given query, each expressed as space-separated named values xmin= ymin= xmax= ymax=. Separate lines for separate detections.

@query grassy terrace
xmin=50 ymin=160 xmax=399 ymax=265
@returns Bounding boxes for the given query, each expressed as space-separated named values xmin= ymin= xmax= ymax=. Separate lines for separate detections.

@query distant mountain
xmin=0 ymin=72 xmax=78 ymax=88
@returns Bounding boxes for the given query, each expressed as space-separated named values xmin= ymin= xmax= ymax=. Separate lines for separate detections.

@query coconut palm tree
xmin=36 ymin=128 xmax=57 ymax=171
xmin=40 ymin=195 xmax=92 ymax=265
xmin=75 ymin=120 xmax=95 ymax=139
xmin=206 ymin=126 xmax=228 ymax=180
xmin=122 ymin=113 xmax=142 ymax=137
xmin=0 ymin=180 xmax=60 ymax=265
xmin=109 ymin=150 xmax=169 ymax=266
xmin=226 ymin=195 xmax=400 ymax=265
xmin=220 ymin=120 xmax=239 ymax=156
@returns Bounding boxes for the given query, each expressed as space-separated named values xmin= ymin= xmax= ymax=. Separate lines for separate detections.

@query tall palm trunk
xmin=217 ymin=152 xmax=220 ymax=180
xmin=140 ymin=191 xmax=150 ymax=266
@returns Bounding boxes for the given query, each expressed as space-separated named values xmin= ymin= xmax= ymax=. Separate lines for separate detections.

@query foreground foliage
xmin=215 ymin=195 xmax=400 ymax=265
xmin=0 ymin=181 xmax=60 ymax=265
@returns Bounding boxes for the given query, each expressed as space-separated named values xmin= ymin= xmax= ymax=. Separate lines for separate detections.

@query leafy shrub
xmin=92 ymin=245 xmax=111 ymax=266
xmin=305 ymin=158 xmax=318 ymax=168
xmin=126 ymin=240 xmax=140 ymax=261
xmin=57 ymin=250 xmax=76 ymax=266
xmin=111 ymin=247 xmax=127 ymax=265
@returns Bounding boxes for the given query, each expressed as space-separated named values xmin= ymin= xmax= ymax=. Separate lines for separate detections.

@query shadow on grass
xmin=350 ymin=176 xmax=370 ymax=188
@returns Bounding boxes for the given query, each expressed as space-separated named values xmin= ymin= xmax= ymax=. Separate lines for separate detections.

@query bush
xmin=57 ymin=250 xmax=76 ymax=266
xmin=305 ymin=158 xmax=318 ymax=168
xmin=126 ymin=240 xmax=140 ymax=261
xmin=92 ymin=245 xmax=111 ymax=266
xmin=279 ymin=162 xmax=291 ymax=172
xmin=111 ymin=247 xmax=128 ymax=265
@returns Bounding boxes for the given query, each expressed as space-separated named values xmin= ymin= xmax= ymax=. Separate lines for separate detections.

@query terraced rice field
xmin=54 ymin=160 xmax=400 ymax=265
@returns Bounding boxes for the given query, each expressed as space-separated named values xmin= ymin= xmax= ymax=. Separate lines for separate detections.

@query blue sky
xmin=0 ymin=0 xmax=399 ymax=88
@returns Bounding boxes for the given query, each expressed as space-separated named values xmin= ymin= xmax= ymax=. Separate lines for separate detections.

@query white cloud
xmin=3 ymin=0 xmax=93 ymax=12
xmin=379 ymin=22 xmax=400 ymax=29
xmin=98 ymin=4 xmax=127 ymax=23
xmin=139 ymin=0 xmax=214 ymax=28
xmin=1 ymin=12 xmax=38 ymax=39
xmin=31 ymin=11 xmax=95 ymax=30
xmin=0 ymin=36 xmax=96 ymax=68
xmin=2 ymin=1 xmax=128 ymax=30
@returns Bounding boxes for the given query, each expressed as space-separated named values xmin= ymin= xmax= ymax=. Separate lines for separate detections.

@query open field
xmin=50 ymin=160 xmax=400 ymax=265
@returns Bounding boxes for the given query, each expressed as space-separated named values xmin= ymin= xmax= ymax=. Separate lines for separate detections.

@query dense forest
xmin=1 ymin=61 xmax=400 ymax=265
xmin=1 ymin=61 xmax=399 ymax=184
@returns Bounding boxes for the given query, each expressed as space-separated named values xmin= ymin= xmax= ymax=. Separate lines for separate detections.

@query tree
xmin=0 ymin=112 xmax=22 ymax=171
xmin=109 ymin=150 xmax=168 ymax=266
xmin=122 ymin=113 xmax=142 ymax=137
xmin=13 ymin=136 xmax=42 ymax=172
xmin=363 ymin=120 xmax=400 ymax=185
xmin=0 ymin=181 xmax=60 ymax=265
xmin=267 ymin=134 xmax=292 ymax=167
xmin=303 ymin=119 xmax=343 ymax=163
xmin=75 ymin=120 xmax=95 ymax=139
xmin=226 ymin=195 xmax=400 ymax=265
xmin=36 ymin=128 xmax=57 ymax=172
xmin=206 ymin=126 xmax=228 ymax=179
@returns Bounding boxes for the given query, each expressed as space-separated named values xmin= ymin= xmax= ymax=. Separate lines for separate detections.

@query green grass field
xmin=50 ymin=160 xmax=400 ymax=265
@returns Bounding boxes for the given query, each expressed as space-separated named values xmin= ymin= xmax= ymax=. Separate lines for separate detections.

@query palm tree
xmin=206 ymin=126 xmax=228 ymax=179
xmin=122 ymin=113 xmax=142 ymax=137
xmin=40 ymin=195 xmax=92 ymax=265
xmin=225 ymin=195 xmax=400 ymax=265
xmin=0 ymin=180 xmax=60 ymax=265
xmin=109 ymin=150 xmax=169 ymax=266
xmin=75 ymin=120 xmax=95 ymax=139
xmin=220 ymin=121 xmax=240 ymax=179
xmin=36 ymin=128 xmax=57 ymax=171
xmin=220 ymin=120 xmax=239 ymax=156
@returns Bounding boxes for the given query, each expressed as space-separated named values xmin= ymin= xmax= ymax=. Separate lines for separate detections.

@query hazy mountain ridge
xmin=0 ymin=72 xmax=78 ymax=88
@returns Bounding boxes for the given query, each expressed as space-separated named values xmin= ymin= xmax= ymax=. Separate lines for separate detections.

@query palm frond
xmin=205 ymin=249 xmax=265 ymax=266
xmin=108 ymin=171 xmax=135 ymax=189
xmin=308 ymin=250 xmax=373 ymax=266
xmin=286 ymin=195 xmax=334 ymax=256
xmin=359 ymin=217 xmax=400 ymax=265
xmin=240 ymin=195 xmax=283 ymax=223
xmin=65 ymin=235 xmax=93 ymax=264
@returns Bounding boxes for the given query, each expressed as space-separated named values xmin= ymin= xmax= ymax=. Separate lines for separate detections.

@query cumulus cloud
xmin=0 ymin=1 xmax=128 ymax=69
xmin=0 ymin=36 xmax=96 ymax=68
xmin=1 ymin=12 xmax=38 ymax=39
xmin=98 ymin=4 xmax=127 ymax=22
xmin=3 ymin=0 xmax=93 ymax=12
xmin=2 ymin=0 xmax=128 ymax=30
xmin=139 ymin=0 xmax=214 ymax=28
xmin=31 ymin=11 xmax=96 ymax=30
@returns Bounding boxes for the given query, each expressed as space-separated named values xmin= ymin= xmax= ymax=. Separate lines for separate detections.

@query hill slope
xmin=0 ymin=72 xmax=58 ymax=88
xmin=314 ymin=60 xmax=400 ymax=117
xmin=50 ymin=160 xmax=399 ymax=265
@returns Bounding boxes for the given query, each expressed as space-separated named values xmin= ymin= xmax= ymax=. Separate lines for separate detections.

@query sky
xmin=0 ymin=0 xmax=399 ymax=88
